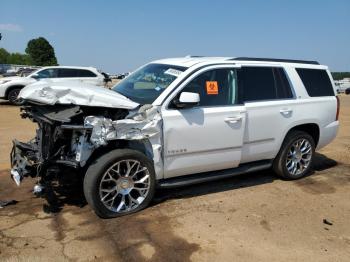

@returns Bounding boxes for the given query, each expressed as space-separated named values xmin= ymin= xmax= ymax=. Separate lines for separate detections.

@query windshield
xmin=113 ymin=63 xmax=186 ymax=104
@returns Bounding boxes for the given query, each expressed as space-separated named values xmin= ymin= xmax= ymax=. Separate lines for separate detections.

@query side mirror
xmin=31 ymin=74 xmax=40 ymax=79
xmin=173 ymin=92 xmax=200 ymax=108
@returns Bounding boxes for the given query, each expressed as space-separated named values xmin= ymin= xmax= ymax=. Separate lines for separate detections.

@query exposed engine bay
xmin=10 ymin=101 xmax=163 ymax=187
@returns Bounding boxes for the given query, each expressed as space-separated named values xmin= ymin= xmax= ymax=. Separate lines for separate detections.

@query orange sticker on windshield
xmin=206 ymin=81 xmax=218 ymax=95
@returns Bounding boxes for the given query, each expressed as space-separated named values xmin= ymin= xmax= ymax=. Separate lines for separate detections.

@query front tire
xmin=84 ymin=149 xmax=156 ymax=218
xmin=7 ymin=88 xmax=23 ymax=105
xmin=273 ymin=131 xmax=315 ymax=180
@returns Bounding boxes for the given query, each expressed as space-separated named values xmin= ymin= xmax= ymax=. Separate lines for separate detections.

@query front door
xmin=161 ymin=67 xmax=246 ymax=178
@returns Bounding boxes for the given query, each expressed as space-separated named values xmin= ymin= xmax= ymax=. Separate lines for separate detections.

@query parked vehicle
xmin=101 ymin=72 xmax=112 ymax=84
xmin=116 ymin=73 xmax=126 ymax=79
xmin=17 ymin=68 xmax=37 ymax=77
xmin=345 ymin=88 xmax=350 ymax=95
xmin=10 ymin=57 xmax=339 ymax=218
xmin=0 ymin=66 xmax=105 ymax=104
xmin=2 ymin=71 xmax=17 ymax=77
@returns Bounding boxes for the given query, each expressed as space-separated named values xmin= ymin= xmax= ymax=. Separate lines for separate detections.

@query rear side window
xmin=237 ymin=67 xmax=293 ymax=102
xmin=77 ymin=69 xmax=97 ymax=77
xmin=296 ymin=68 xmax=334 ymax=97
xmin=58 ymin=69 xmax=78 ymax=78
xmin=274 ymin=68 xmax=294 ymax=99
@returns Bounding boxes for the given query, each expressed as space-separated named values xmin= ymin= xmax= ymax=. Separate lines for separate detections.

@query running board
xmin=157 ymin=160 xmax=272 ymax=189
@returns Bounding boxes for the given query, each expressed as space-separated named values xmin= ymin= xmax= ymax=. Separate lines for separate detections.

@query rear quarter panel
xmin=277 ymin=66 xmax=338 ymax=152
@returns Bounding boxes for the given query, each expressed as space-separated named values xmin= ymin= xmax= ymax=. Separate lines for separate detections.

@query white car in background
xmin=0 ymin=66 xmax=105 ymax=104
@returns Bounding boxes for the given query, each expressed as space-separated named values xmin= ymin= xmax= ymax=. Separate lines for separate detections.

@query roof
xmin=153 ymin=56 xmax=325 ymax=69
xmin=153 ymin=57 xmax=232 ymax=68
xmin=40 ymin=66 xmax=98 ymax=71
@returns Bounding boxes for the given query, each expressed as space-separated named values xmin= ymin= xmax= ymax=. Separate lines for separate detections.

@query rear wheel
xmin=7 ymin=88 xmax=23 ymax=105
xmin=273 ymin=131 xmax=315 ymax=180
xmin=83 ymin=149 xmax=156 ymax=218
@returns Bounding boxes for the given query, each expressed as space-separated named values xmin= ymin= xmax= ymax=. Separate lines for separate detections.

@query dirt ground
xmin=0 ymin=96 xmax=349 ymax=262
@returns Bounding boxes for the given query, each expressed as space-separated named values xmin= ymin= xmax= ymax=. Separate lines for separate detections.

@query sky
xmin=1 ymin=0 xmax=349 ymax=73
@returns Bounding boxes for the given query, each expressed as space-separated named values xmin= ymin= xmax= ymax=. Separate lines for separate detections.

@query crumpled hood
xmin=19 ymin=81 xmax=139 ymax=109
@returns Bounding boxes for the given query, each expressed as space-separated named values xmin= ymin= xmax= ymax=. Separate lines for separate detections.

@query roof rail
xmin=229 ymin=57 xmax=320 ymax=65
xmin=185 ymin=55 xmax=205 ymax=58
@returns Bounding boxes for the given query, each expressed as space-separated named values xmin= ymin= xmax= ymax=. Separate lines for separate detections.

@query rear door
xmin=237 ymin=66 xmax=296 ymax=163
xmin=161 ymin=66 xmax=246 ymax=178
xmin=56 ymin=68 xmax=80 ymax=83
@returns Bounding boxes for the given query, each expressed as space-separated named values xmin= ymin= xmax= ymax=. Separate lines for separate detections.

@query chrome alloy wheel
xmin=99 ymin=159 xmax=150 ymax=213
xmin=286 ymin=138 xmax=312 ymax=176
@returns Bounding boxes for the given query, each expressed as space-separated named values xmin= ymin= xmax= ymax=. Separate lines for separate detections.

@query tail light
xmin=336 ymin=96 xmax=340 ymax=121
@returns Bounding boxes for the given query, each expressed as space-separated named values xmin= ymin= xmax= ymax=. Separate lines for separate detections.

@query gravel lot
xmin=0 ymin=96 xmax=349 ymax=261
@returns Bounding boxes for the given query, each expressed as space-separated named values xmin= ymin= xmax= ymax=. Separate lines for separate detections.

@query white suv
xmin=10 ymin=57 xmax=339 ymax=218
xmin=0 ymin=66 xmax=105 ymax=104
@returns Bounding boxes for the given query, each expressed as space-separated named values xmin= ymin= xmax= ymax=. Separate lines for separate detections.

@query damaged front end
xmin=10 ymin=101 xmax=163 ymax=188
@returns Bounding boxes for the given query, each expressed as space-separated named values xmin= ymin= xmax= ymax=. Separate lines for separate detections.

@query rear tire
xmin=273 ymin=131 xmax=315 ymax=180
xmin=83 ymin=149 xmax=156 ymax=218
xmin=7 ymin=88 xmax=23 ymax=105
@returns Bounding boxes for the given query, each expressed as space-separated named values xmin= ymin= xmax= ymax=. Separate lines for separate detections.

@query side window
xmin=296 ymin=68 xmax=334 ymax=97
xmin=178 ymin=68 xmax=237 ymax=107
xmin=77 ymin=69 xmax=97 ymax=77
xmin=58 ymin=69 xmax=79 ymax=78
xmin=238 ymin=67 xmax=293 ymax=102
xmin=36 ymin=69 xmax=58 ymax=79
xmin=273 ymin=68 xmax=294 ymax=99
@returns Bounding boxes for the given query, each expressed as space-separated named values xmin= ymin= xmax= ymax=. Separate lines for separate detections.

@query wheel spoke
xmin=110 ymin=165 xmax=121 ymax=178
xmin=101 ymin=188 xmax=115 ymax=194
xmin=117 ymin=195 xmax=125 ymax=212
xmin=135 ymin=174 xmax=150 ymax=184
xmin=128 ymin=194 xmax=139 ymax=206
xmin=102 ymin=173 xmax=118 ymax=183
xmin=125 ymin=161 xmax=138 ymax=177
xmin=300 ymin=143 xmax=308 ymax=152
xmin=301 ymin=146 xmax=311 ymax=155
xmin=131 ymin=166 xmax=147 ymax=178
xmin=299 ymin=139 xmax=305 ymax=149
xmin=136 ymin=196 xmax=145 ymax=203
xmin=103 ymin=192 xmax=118 ymax=208
xmin=133 ymin=187 xmax=148 ymax=196
xmin=287 ymin=161 xmax=295 ymax=172
xmin=101 ymin=189 xmax=116 ymax=202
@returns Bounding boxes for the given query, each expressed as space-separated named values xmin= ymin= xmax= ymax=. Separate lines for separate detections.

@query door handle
xmin=224 ymin=116 xmax=242 ymax=123
xmin=280 ymin=108 xmax=293 ymax=115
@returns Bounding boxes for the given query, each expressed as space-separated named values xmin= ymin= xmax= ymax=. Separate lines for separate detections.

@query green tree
xmin=7 ymin=52 xmax=31 ymax=65
xmin=332 ymin=72 xmax=350 ymax=80
xmin=0 ymin=48 xmax=10 ymax=64
xmin=25 ymin=37 xmax=58 ymax=66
